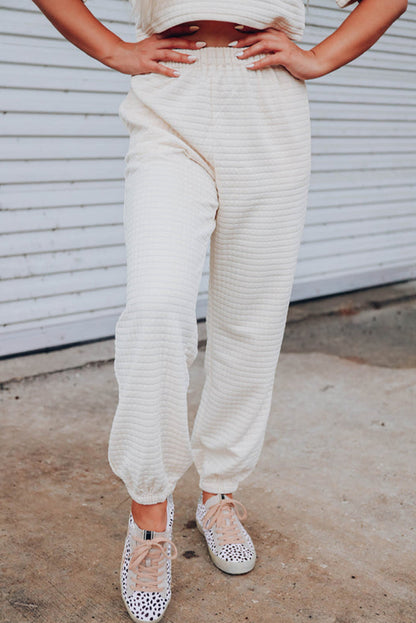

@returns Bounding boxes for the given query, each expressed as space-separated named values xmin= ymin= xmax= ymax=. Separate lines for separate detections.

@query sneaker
xmin=120 ymin=494 xmax=177 ymax=623
xmin=196 ymin=492 xmax=256 ymax=574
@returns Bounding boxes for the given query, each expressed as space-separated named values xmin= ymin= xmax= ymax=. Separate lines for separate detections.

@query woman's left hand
xmin=231 ymin=27 xmax=325 ymax=80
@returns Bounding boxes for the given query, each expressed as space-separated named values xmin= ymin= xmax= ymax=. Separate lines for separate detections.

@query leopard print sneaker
xmin=196 ymin=492 xmax=256 ymax=574
xmin=120 ymin=494 xmax=177 ymax=623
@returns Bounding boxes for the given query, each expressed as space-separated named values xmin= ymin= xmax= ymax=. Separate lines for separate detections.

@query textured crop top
xmin=129 ymin=0 xmax=360 ymax=43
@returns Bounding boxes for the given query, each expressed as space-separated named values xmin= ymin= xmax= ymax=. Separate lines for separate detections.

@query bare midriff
xmin=159 ymin=20 xmax=259 ymax=47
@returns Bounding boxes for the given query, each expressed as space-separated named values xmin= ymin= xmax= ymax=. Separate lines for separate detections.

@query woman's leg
xmin=108 ymin=131 xmax=219 ymax=511
xmin=190 ymin=62 xmax=311 ymax=495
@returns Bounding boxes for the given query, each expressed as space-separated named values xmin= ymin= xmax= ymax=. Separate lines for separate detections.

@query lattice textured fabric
xmin=196 ymin=492 xmax=256 ymax=574
xmin=120 ymin=494 xmax=176 ymax=623
xmin=129 ymin=0 xmax=362 ymax=43
xmin=108 ymin=45 xmax=311 ymax=505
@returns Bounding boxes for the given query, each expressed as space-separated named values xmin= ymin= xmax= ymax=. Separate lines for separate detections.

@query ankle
xmin=202 ymin=490 xmax=233 ymax=505
xmin=131 ymin=498 xmax=168 ymax=532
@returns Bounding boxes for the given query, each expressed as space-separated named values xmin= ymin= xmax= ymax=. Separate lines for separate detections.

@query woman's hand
xmin=232 ymin=0 xmax=408 ymax=80
xmin=108 ymin=26 xmax=206 ymax=77
xmin=230 ymin=28 xmax=323 ymax=80
xmin=32 ymin=0 xmax=207 ymax=78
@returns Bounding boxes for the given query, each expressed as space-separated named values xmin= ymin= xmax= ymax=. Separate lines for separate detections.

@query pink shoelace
xmin=202 ymin=497 xmax=248 ymax=547
xmin=128 ymin=535 xmax=178 ymax=592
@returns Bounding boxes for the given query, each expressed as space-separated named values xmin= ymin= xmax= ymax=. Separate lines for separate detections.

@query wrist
xmin=97 ymin=36 xmax=129 ymax=71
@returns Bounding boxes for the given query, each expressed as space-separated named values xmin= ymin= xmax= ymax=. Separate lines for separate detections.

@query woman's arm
xmin=229 ymin=0 xmax=408 ymax=79
xmin=31 ymin=0 xmax=205 ymax=77
xmin=32 ymin=0 xmax=126 ymax=69
xmin=309 ymin=0 xmax=408 ymax=77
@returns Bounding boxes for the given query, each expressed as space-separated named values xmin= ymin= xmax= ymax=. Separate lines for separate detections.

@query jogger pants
xmin=108 ymin=45 xmax=311 ymax=504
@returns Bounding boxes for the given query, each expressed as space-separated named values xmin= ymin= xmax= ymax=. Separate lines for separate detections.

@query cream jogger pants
xmin=108 ymin=45 xmax=311 ymax=505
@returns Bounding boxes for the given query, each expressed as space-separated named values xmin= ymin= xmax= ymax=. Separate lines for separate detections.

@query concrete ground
xmin=1 ymin=280 xmax=415 ymax=623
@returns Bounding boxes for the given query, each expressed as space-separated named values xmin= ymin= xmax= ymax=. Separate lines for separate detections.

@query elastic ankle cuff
xmin=199 ymin=480 xmax=239 ymax=495
xmin=127 ymin=485 xmax=175 ymax=506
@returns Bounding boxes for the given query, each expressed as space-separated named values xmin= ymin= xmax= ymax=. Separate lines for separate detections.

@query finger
xmin=246 ymin=54 xmax=282 ymax=71
xmin=157 ymin=24 xmax=200 ymax=38
xmin=149 ymin=61 xmax=181 ymax=78
xmin=234 ymin=24 xmax=262 ymax=33
xmin=158 ymin=36 xmax=206 ymax=49
xmin=235 ymin=40 xmax=278 ymax=59
xmin=156 ymin=24 xmax=199 ymax=37
xmin=229 ymin=33 xmax=266 ymax=48
xmin=155 ymin=49 xmax=197 ymax=63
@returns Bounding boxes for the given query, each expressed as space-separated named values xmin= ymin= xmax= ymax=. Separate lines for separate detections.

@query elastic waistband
xmin=167 ymin=45 xmax=270 ymax=70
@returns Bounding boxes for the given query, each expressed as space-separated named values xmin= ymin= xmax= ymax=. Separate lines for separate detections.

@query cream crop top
xmin=130 ymin=0 xmax=360 ymax=43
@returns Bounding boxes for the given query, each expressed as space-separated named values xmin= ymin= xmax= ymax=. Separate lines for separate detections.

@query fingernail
xmin=195 ymin=41 xmax=207 ymax=48
xmin=235 ymin=51 xmax=244 ymax=57
xmin=228 ymin=40 xmax=238 ymax=47
xmin=173 ymin=70 xmax=181 ymax=76
xmin=189 ymin=25 xmax=200 ymax=31
xmin=246 ymin=64 xmax=254 ymax=68
xmin=234 ymin=25 xmax=245 ymax=30
xmin=187 ymin=55 xmax=197 ymax=61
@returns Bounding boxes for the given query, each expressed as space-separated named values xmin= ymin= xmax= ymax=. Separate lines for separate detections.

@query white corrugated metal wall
xmin=1 ymin=0 xmax=415 ymax=357
xmin=295 ymin=0 xmax=416 ymax=298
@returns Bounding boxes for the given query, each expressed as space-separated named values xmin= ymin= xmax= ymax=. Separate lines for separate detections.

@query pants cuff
xmin=122 ymin=479 xmax=176 ymax=505
xmin=199 ymin=479 xmax=239 ymax=495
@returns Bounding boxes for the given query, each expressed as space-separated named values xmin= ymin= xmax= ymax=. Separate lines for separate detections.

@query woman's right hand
xmin=108 ymin=27 xmax=206 ymax=77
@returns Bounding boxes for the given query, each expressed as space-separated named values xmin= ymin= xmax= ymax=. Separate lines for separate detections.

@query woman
xmin=33 ymin=1 xmax=407 ymax=621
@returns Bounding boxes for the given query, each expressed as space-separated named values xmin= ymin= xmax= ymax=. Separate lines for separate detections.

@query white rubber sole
xmin=196 ymin=518 xmax=256 ymax=575
xmin=119 ymin=558 xmax=171 ymax=623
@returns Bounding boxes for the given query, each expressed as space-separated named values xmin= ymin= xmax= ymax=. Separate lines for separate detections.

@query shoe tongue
xmin=129 ymin=513 xmax=168 ymax=540
xmin=204 ymin=493 xmax=230 ymax=510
